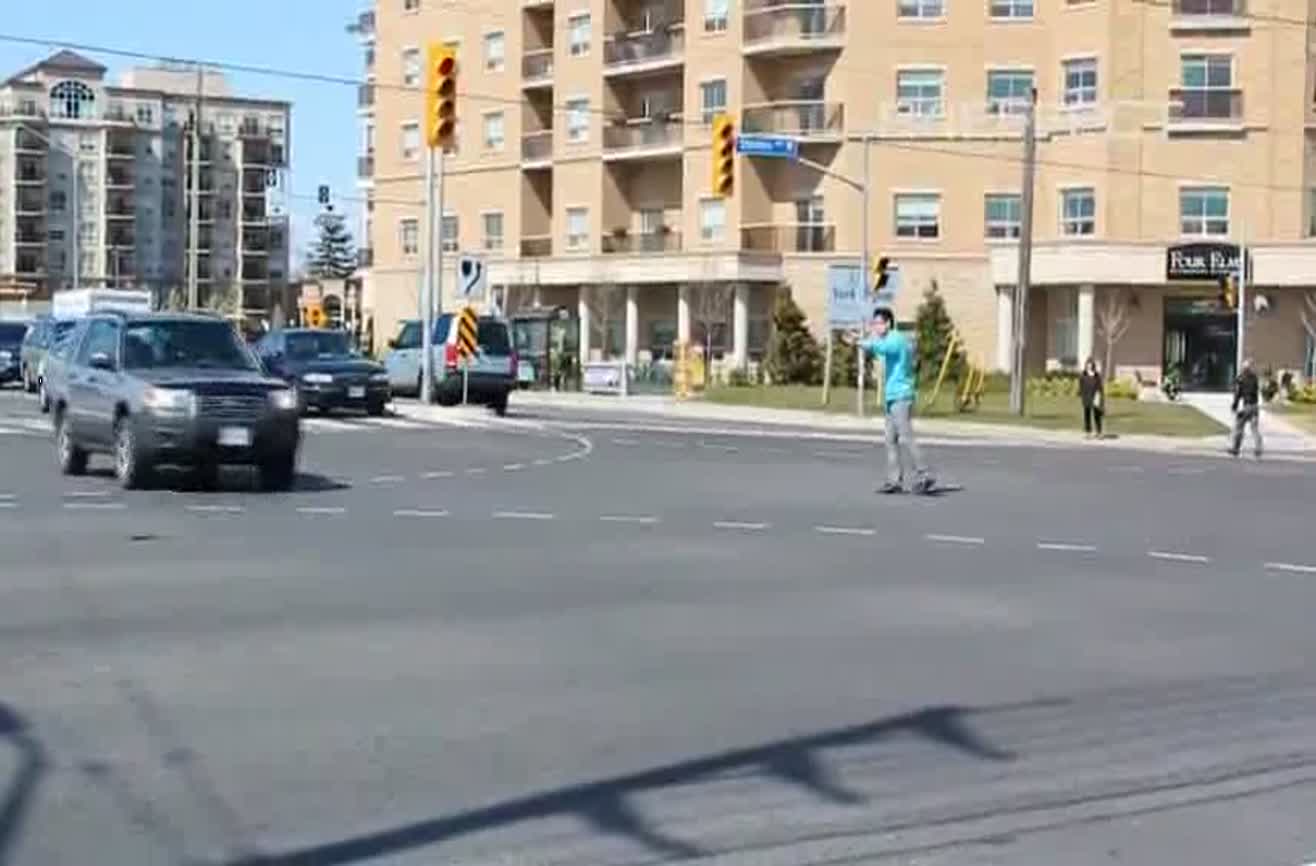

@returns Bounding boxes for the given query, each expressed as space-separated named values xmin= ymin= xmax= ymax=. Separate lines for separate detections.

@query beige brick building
xmin=360 ymin=0 xmax=1316 ymax=390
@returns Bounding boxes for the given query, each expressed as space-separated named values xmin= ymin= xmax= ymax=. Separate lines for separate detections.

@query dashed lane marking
xmin=492 ymin=511 xmax=555 ymax=521
xmin=370 ymin=475 xmax=405 ymax=484
xmin=297 ymin=506 xmax=347 ymax=516
xmin=0 ymin=501 xmax=16 ymax=510
xmin=63 ymin=502 xmax=126 ymax=511
xmin=503 ymin=463 xmax=525 ymax=471
xmin=422 ymin=470 xmax=454 ymax=479
xmin=185 ymin=504 xmax=245 ymax=514
xmin=393 ymin=508 xmax=449 ymax=518
xmin=611 ymin=438 xmax=640 ymax=446
xmin=925 ymin=533 xmax=986 ymax=546
xmin=1264 ymin=561 xmax=1316 ymax=575
xmin=814 ymin=526 xmax=876 ymax=537
xmin=714 ymin=521 xmax=769 ymax=532
xmin=465 ymin=467 xmax=487 ymax=475
xmin=1037 ymin=542 xmax=1098 ymax=553
xmin=532 ymin=459 xmax=552 ymax=467
xmin=599 ymin=514 xmax=659 ymax=525
xmin=1148 ymin=550 xmax=1211 ymax=564
xmin=65 ymin=490 xmax=110 ymax=498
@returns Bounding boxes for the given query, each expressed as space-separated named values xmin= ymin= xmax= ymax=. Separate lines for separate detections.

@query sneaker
xmin=877 ymin=482 xmax=904 ymax=495
xmin=913 ymin=476 xmax=937 ymax=495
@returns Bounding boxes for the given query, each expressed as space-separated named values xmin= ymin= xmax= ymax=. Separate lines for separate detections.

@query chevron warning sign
xmin=456 ymin=306 xmax=479 ymax=360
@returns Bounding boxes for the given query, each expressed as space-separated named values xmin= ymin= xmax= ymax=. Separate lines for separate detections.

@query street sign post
xmin=456 ymin=305 xmax=479 ymax=405
xmin=735 ymin=135 xmax=799 ymax=160
xmin=457 ymin=253 xmax=487 ymax=301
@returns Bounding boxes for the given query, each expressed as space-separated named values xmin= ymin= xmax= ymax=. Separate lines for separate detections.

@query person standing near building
xmin=1229 ymin=357 xmax=1263 ymax=458
xmin=1079 ymin=357 xmax=1105 ymax=439
xmin=861 ymin=308 xmax=936 ymax=494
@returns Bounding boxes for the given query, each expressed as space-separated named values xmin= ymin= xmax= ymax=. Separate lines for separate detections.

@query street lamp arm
xmin=795 ymin=155 xmax=865 ymax=194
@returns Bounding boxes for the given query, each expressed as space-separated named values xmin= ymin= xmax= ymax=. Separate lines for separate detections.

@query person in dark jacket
xmin=1229 ymin=357 xmax=1263 ymax=458
xmin=1078 ymin=357 xmax=1105 ymax=439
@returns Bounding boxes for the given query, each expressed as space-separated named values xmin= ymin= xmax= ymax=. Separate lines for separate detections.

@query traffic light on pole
xmin=425 ymin=43 xmax=457 ymax=151
xmin=873 ymin=256 xmax=891 ymax=291
xmin=1218 ymin=274 xmax=1236 ymax=310
xmin=710 ymin=113 xmax=735 ymax=197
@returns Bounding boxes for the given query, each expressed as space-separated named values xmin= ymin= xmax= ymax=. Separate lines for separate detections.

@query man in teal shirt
xmin=860 ymin=307 xmax=936 ymax=494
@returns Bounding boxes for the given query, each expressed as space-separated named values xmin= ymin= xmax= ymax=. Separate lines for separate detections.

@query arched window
xmin=51 ymin=81 xmax=95 ymax=120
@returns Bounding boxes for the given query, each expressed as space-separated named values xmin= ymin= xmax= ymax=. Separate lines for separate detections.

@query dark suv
xmin=54 ymin=312 xmax=302 ymax=490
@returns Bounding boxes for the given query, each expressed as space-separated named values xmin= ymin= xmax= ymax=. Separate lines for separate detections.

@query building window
xmin=704 ymin=0 xmax=730 ymax=31
xmin=50 ymin=190 xmax=67 ymax=213
xmin=566 ymin=207 xmax=588 ymax=250
xmin=441 ymin=214 xmax=459 ymax=252
xmin=1060 ymin=187 xmax=1096 ymax=236
xmin=400 ymin=219 xmax=419 ymax=256
xmin=482 ymin=212 xmax=504 ymax=251
xmin=403 ymin=0 xmax=420 ymax=11
xmin=484 ymin=31 xmax=505 ymax=72
xmin=990 ymin=0 xmax=1034 ymax=17
xmin=568 ymin=13 xmax=592 ymax=57
xmin=1052 ymin=287 xmax=1079 ymax=367
xmin=1180 ymin=186 xmax=1229 ymax=236
xmin=700 ymin=79 xmax=727 ymax=124
xmin=899 ymin=0 xmax=945 ymax=18
xmin=51 ymin=81 xmax=95 ymax=120
xmin=482 ymin=111 xmax=505 ymax=150
xmin=896 ymin=69 xmax=945 ymax=117
xmin=135 ymin=103 xmax=154 ymax=125
xmin=699 ymin=198 xmax=726 ymax=242
xmin=1179 ymin=53 xmax=1235 ymax=119
xmin=894 ymin=193 xmax=941 ymax=239
xmin=566 ymin=98 xmax=590 ymax=142
xmin=1062 ymin=58 xmax=1098 ymax=107
xmin=984 ymin=193 xmax=1022 ymax=238
xmin=987 ymin=69 xmax=1034 ymax=114
xmin=1308 ymin=189 xmax=1316 ymax=237
xmin=401 ymin=122 xmax=420 ymax=160
xmin=401 ymin=48 xmax=421 ymax=87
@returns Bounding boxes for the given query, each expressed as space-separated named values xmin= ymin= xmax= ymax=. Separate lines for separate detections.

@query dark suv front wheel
xmin=259 ymin=451 xmax=297 ymax=492
xmin=114 ymin=418 xmax=154 ymax=490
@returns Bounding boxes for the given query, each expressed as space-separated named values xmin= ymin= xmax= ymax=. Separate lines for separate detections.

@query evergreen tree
xmin=309 ymin=207 xmax=358 ymax=279
xmin=913 ymin=281 xmax=964 ymax=385
xmin=765 ymin=290 xmax=823 ymax=385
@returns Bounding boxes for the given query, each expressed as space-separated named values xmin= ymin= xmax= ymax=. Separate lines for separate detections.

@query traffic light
xmin=305 ymin=304 xmax=325 ymax=328
xmin=710 ymin=113 xmax=735 ymax=197
xmin=1218 ymin=274 xmax=1236 ymax=310
xmin=873 ymin=256 xmax=892 ymax=291
xmin=425 ymin=43 xmax=458 ymax=150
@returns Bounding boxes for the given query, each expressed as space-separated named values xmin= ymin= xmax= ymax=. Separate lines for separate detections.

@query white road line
xmin=1037 ymin=542 xmax=1098 ymax=553
xmin=1148 ymin=550 xmax=1211 ymax=564
xmin=925 ymin=533 xmax=986 ymax=546
xmin=0 ymin=501 xmax=16 ymax=510
xmin=465 ymin=467 xmax=487 ymax=475
xmin=654 ymin=440 xmax=686 ymax=449
xmin=503 ymin=463 xmax=525 ymax=471
xmin=699 ymin=443 xmax=740 ymax=453
xmin=1264 ymin=561 xmax=1316 ymax=575
xmin=492 ymin=511 xmax=555 ymax=521
xmin=185 ymin=504 xmax=245 ymax=514
xmin=66 ymin=490 xmax=110 ymax=498
xmin=297 ymin=506 xmax=346 ymax=516
xmin=370 ymin=475 xmax=405 ymax=484
xmin=1112 ymin=465 xmax=1146 ymax=474
xmin=393 ymin=508 xmax=449 ymax=518
xmin=63 ymin=502 xmax=126 ymax=511
xmin=1169 ymin=467 xmax=1208 ymax=476
xmin=0 ymin=493 xmax=15 ymax=500
xmin=714 ymin=521 xmax=768 ymax=531
xmin=611 ymin=437 xmax=640 ymax=446
xmin=532 ymin=458 xmax=553 ymax=467
xmin=371 ymin=417 xmax=428 ymax=429
xmin=599 ymin=514 xmax=659 ymax=525
xmin=306 ymin=418 xmax=358 ymax=432
xmin=422 ymin=470 xmax=454 ymax=479
xmin=815 ymin=526 xmax=876 ymax=537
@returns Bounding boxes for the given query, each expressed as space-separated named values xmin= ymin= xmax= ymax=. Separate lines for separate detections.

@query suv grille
xmin=198 ymin=393 xmax=267 ymax=420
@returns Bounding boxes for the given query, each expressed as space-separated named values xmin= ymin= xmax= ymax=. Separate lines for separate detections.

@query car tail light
xmin=510 ymin=349 xmax=519 ymax=373
xmin=443 ymin=342 xmax=459 ymax=370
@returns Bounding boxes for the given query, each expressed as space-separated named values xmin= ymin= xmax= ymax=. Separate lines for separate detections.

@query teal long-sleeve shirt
xmin=860 ymin=332 xmax=916 ymax=405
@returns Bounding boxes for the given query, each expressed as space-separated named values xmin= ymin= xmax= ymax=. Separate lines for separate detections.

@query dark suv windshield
xmin=286 ymin=331 xmax=352 ymax=360
xmin=122 ymin=320 xmax=259 ymax=371
xmin=0 ymin=323 xmax=27 ymax=345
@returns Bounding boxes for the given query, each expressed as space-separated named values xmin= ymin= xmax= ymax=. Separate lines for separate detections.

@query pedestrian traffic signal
xmin=425 ymin=43 xmax=458 ymax=150
xmin=1218 ymin=274 xmax=1236 ymax=310
xmin=710 ymin=113 xmax=735 ymax=198
xmin=873 ymin=256 xmax=892 ymax=291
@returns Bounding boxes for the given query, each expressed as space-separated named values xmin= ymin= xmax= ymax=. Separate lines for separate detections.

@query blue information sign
xmin=827 ymin=263 xmax=868 ymax=329
xmin=735 ymin=135 xmax=799 ymax=160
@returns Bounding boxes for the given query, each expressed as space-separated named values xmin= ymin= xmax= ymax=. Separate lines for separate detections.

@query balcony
xmin=522 ymin=50 xmax=554 ymax=88
xmin=15 ymin=192 xmax=45 ymax=214
xmin=1168 ymin=88 xmax=1244 ymax=130
xmin=242 ymin=170 xmax=268 ymax=194
xmin=15 ymin=255 xmax=45 ymax=276
xmin=743 ymin=2 xmax=846 ymax=57
xmin=358 ymin=83 xmax=375 ymax=109
xmin=243 ymin=229 xmax=270 ymax=252
xmin=106 ymin=199 xmax=135 ymax=220
xmin=351 ymin=9 xmax=375 ymax=40
xmin=242 ymin=204 xmax=267 ymax=224
xmin=602 ymin=119 xmax=684 ymax=161
xmin=603 ymin=29 xmax=684 ymax=77
xmin=108 ymin=135 xmax=136 ymax=159
xmin=1170 ymin=0 xmax=1249 ymax=30
xmin=741 ymin=223 xmax=836 ymax=253
xmin=358 ymin=153 xmax=375 ymax=178
xmin=521 ymin=236 xmax=552 ymax=257
xmin=742 ymin=101 xmax=845 ymax=140
xmin=602 ymin=229 xmax=682 ymax=254
xmin=107 ymin=231 xmax=136 ymax=249
xmin=15 ymin=160 xmax=46 ymax=184
xmin=15 ymin=228 xmax=45 ymax=246
xmin=242 ymin=259 xmax=270 ymax=282
xmin=521 ymin=131 xmax=553 ymax=166
xmin=244 ymin=140 xmax=280 ymax=166
xmin=15 ymin=129 xmax=47 ymax=152
xmin=107 ymin=170 xmax=135 ymax=189
xmin=523 ymin=0 xmax=553 ymax=8
xmin=1 ymin=101 xmax=46 ymax=122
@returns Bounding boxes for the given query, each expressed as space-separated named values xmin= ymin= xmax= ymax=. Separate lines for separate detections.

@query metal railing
xmin=14 ymin=129 xmax=47 ymax=151
xmin=602 ymin=119 xmax=683 ymax=152
xmin=741 ymin=223 xmax=836 ymax=253
xmin=15 ymin=166 xmax=45 ymax=184
xmin=604 ymin=28 xmax=684 ymax=69
xmin=743 ymin=3 xmax=846 ymax=48
xmin=15 ymin=194 xmax=45 ymax=213
xmin=1169 ymin=88 xmax=1243 ymax=122
xmin=358 ymin=154 xmax=375 ymax=177
xmin=602 ymin=229 xmax=682 ymax=254
xmin=522 ymin=130 xmax=553 ymax=161
xmin=741 ymin=101 xmax=845 ymax=137
xmin=1172 ymin=0 xmax=1245 ymax=13
xmin=521 ymin=236 xmax=552 ymax=257
xmin=522 ymin=49 xmax=554 ymax=81
xmin=107 ymin=233 xmax=136 ymax=248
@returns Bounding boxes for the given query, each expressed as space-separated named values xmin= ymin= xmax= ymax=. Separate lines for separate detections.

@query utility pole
xmin=70 ymin=139 xmax=80 ymax=291
xmin=1236 ymin=219 xmax=1247 ymax=375
xmin=420 ymin=146 xmax=437 ymax=405
xmin=187 ymin=64 xmax=203 ymax=310
xmin=1009 ymin=87 xmax=1038 ymax=416
xmin=857 ymin=135 xmax=870 ymax=417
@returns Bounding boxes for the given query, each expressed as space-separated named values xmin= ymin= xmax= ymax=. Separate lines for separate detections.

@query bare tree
xmin=1302 ymin=291 xmax=1316 ymax=349
xmin=500 ymin=284 xmax=538 ymax=316
xmin=691 ymin=283 xmax=734 ymax=385
xmin=584 ymin=283 xmax=624 ymax=360
xmin=1097 ymin=289 xmax=1133 ymax=379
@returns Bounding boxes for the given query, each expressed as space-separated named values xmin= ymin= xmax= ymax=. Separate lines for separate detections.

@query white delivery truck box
xmin=51 ymin=289 xmax=153 ymax=321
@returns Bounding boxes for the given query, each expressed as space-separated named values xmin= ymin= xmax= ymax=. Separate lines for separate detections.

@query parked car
xmin=23 ymin=317 xmax=78 ymax=405
xmin=40 ymin=318 xmax=89 ymax=417
xmin=255 ymin=327 xmax=390 ymax=416
xmin=383 ymin=314 xmax=516 ymax=415
xmin=0 ymin=320 xmax=27 ymax=386
xmin=53 ymin=311 xmax=301 ymax=490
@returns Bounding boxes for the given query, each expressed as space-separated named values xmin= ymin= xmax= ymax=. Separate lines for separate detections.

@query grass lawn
xmin=1273 ymin=404 xmax=1316 ymax=434
xmin=704 ymin=384 xmax=1228 ymax=438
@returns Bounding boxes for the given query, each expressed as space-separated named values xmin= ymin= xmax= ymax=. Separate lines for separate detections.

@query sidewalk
xmin=505 ymin=390 xmax=1316 ymax=458
xmin=1180 ymin=392 xmax=1313 ymax=454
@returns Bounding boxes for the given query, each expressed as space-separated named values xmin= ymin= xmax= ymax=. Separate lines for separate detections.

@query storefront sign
xmin=1165 ymin=242 xmax=1252 ymax=281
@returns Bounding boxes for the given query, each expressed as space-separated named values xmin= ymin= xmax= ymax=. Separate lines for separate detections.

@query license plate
xmin=348 ymin=386 xmax=366 ymax=399
xmin=218 ymin=426 xmax=252 ymax=447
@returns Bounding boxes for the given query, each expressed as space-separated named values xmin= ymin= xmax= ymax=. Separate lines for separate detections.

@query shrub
xmin=725 ymin=367 xmax=754 ymax=388
xmin=765 ymin=291 xmax=823 ymax=385
xmin=1027 ymin=371 xmax=1080 ymax=399
xmin=1106 ymin=378 xmax=1140 ymax=400
xmin=981 ymin=371 xmax=1012 ymax=394
xmin=913 ymin=282 xmax=965 ymax=386
xmin=1291 ymin=383 xmax=1316 ymax=404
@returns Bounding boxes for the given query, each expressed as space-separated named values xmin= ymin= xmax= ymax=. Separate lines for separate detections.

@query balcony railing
xmin=358 ymin=84 xmax=375 ymax=108
xmin=353 ymin=10 xmax=375 ymax=37
xmin=15 ymin=230 xmax=45 ymax=245
xmin=1169 ymin=88 xmax=1243 ymax=124
xmin=106 ymin=201 xmax=135 ymax=219
xmin=521 ymin=131 xmax=553 ymax=162
xmin=14 ymin=129 xmax=47 ymax=151
xmin=604 ymin=28 xmax=684 ymax=72
xmin=602 ymin=229 xmax=682 ymax=254
xmin=602 ymin=119 xmax=683 ymax=153
xmin=242 ymin=205 xmax=267 ymax=223
xmin=521 ymin=236 xmax=552 ymax=257
xmin=16 ymin=256 xmax=45 ymax=275
xmin=742 ymin=101 xmax=845 ymax=138
xmin=15 ymin=164 xmax=46 ymax=184
xmin=1173 ymin=0 xmax=1245 ymax=14
xmin=522 ymin=49 xmax=554 ymax=84
xmin=743 ymin=3 xmax=846 ymax=52
xmin=741 ymin=223 xmax=836 ymax=253
xmin=358 ymin=153 xmax=375 ymax=177
xmin=107 ymin=233 xmax=136 ymax=249
xmin=1 ymin=102 xmax=46 ymax=122
xmin=106 ymin=171 xmax=135 ymax=188
xmin=15 ymin=194 xmax=45 ymax=214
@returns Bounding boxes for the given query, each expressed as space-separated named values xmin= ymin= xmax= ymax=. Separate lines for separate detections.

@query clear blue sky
xmin=0 ymin=0 xmax=365 ymax=270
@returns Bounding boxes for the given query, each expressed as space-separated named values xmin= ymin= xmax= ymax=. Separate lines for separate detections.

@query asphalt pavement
xmin=1 ymin=385 xmax=1314 ymax=866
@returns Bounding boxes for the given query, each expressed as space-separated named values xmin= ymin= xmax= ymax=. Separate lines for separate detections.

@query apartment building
xmin=366 ymin=0 xmax=1316 ymax=389
xmin=350 ymin=8 xmax=378 ymax=314
xmin=0 ymin=51 xmax=291 ymax=324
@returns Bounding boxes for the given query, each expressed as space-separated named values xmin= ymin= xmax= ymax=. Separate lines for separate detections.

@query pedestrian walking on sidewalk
xmin=1229 ymin=357 xmax=1263 ymax=458
xmin=1079 ymin=357 xmax=1105 ymax=439
xmin=861 ymin=307 xmax=936 ymax=495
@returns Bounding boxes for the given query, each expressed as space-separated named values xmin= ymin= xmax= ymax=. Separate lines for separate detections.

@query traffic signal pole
xmin=421 ymin=146 xmax=436 ymax=406
xmin=1237 ymin=219 xmax=1247 ymax=376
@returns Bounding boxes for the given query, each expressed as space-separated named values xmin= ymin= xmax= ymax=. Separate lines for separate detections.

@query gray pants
xmin=1230 ymin=406 xmax=1263 ymax=456
xmin=885 ymin=399 xmax=929 ymax=486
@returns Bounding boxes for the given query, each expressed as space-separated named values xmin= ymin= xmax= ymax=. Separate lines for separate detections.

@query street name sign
xmin=735 ymin=135 xmax=799 ymax=160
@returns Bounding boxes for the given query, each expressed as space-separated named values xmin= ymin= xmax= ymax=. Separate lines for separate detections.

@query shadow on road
xmin=227 ymin=703 xmax=1020 ymax=866
xmin=0 ymin=703 xmax=47 ymax=866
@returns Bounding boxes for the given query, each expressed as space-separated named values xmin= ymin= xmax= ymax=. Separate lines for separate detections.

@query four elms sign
xmin=1166 ymin=242 xmax=1252 ymax=281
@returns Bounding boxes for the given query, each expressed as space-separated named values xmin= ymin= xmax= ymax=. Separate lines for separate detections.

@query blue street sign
xmin=827 ymin=263 xmax=868 ymax=329
xmin=735 ymin=135 xmax=799 ymax=160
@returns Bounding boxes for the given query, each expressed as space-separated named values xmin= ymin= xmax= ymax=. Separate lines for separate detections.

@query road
xmin=1 ymin=386 xmax=1314 ymax=866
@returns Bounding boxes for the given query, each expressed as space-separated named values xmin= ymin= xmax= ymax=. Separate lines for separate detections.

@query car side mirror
xmin=387 ymin=338 xmax=399 ymax=350
xmin=88 ymin=352 xmax=116 ymax=371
